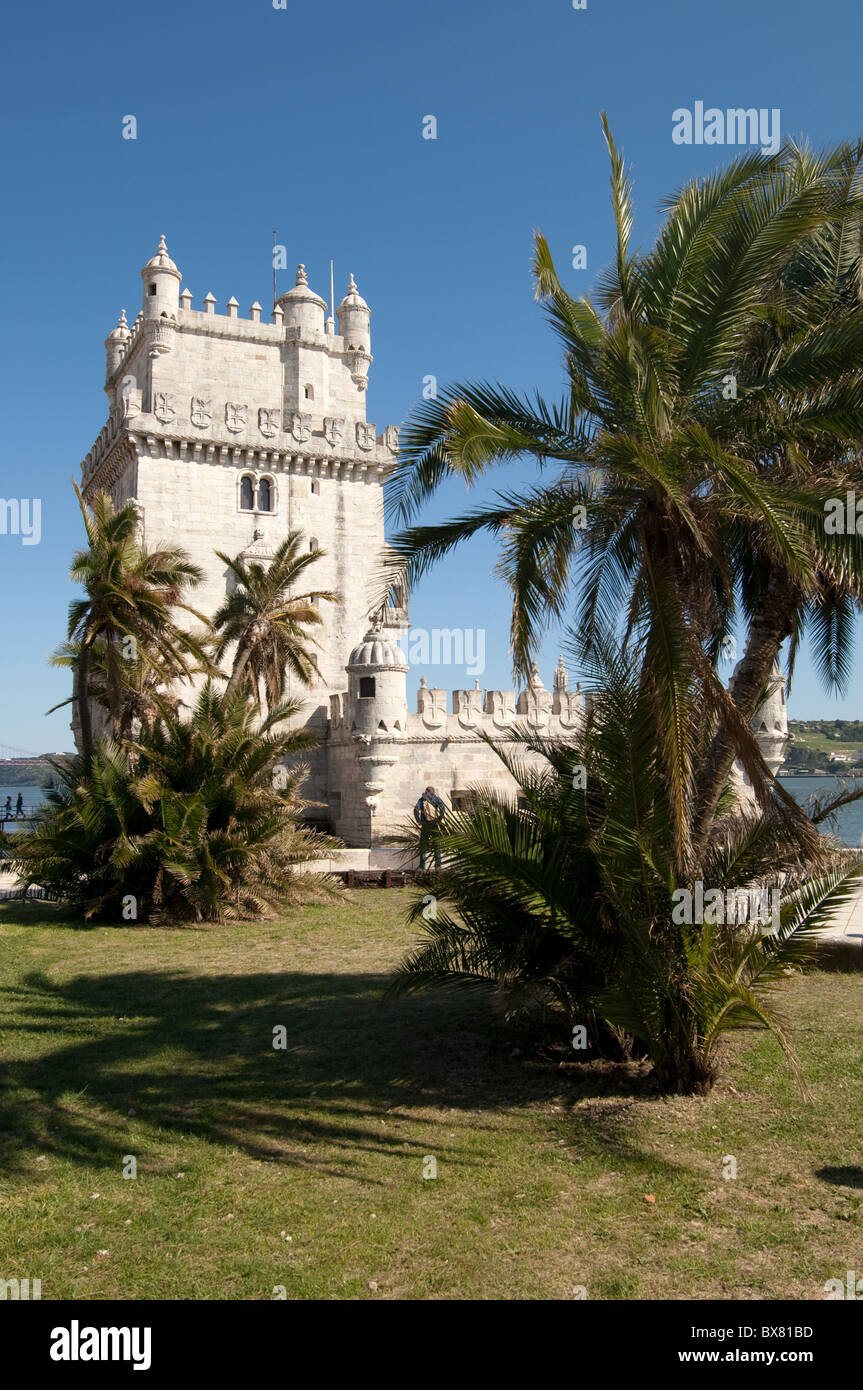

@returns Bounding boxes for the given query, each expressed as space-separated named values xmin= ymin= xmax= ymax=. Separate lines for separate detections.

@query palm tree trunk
xmin=691 ymin=572 xmax=796 ymax=856
xmin=76 ymin=642 xmax=94 ymax=762
xmin=226 ymin=642 xmax=252 ymax=697
xmin=108 ymin=654 xmax=124 ymax=742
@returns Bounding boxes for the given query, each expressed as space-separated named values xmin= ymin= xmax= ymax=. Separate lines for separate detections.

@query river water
xmin=2 ymin=778 xmax=863 ymax=846
xmin=782 ymin=775 xmax=863 ymax=848
xmin=0 ymin=783 xmax=51 ymax=828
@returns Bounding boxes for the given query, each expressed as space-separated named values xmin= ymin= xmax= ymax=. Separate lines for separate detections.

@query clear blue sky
xmin=2 ymin=0 xmax=861 ymax=752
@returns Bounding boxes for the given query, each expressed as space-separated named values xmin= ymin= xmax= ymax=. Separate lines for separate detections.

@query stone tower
xmin=81 ymin=237 xmax=406 ymax=812
xmin=748 ymin=658 xmax=792 ymax=777
xmin=728 ymin=655 xmax=792 ymax=798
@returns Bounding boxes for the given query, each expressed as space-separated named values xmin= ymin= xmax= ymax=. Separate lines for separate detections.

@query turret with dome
xmin=277 ymin=263 xmax=328 ymax=339
xmin=346 ymin=618 xmax=409 ymax=739
xmin=141 ymin=235 xmax=181 ymax=321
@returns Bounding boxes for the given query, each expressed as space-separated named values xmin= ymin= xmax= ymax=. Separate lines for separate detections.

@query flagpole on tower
xmin=273 ymin=229 xmax=277 ymax=313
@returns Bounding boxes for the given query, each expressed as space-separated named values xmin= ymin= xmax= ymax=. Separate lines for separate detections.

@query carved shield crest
xmin=455 ymin=687 xmax=483 ymax=726
xmin=323 ymin=416 xmax=345 ymax=447
xmin=225 ymin=402 xmax=247 ymax=433
xmin=120 ymin=375 xmax=139 ymax=419
xmin=418 ymin=685 xmax=447 ymax=729
xmin=258 ymin=408 xmax=279 ymax=438
xmin=558 ymin=690 xmax=584 ymax=729
xmin=488 ymin=690 xmax=515 ymax=728
xmin=153 ymin=391 xmax=175 ymax=425
xmin=355 ymin=422 xmax=375 ymax=451
xmin=291 ymin=413 xmax=312 ymax=443
xmin=190 ymin=397 xmax=212 ymax=429
xmin=385 ymin=425 xmax=400 ymax=453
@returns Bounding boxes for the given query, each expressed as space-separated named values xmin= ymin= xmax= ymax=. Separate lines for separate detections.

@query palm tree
xmin=388 ymin=649 xmax=863 ymax=1094
xmin=689 ymin=146 xmax=863 ymax=848
xmin=383 ymin=129 xmax=863 ymax=870
xmin=50 ymin=638 xmax=209 ymax=743
xmin=212 ymin=532 xmax=336 ymax=710
xmin=59 ymin=485 xmax=209 ymax=760
xmin=13 ymin=682 xmax=333 ymax=923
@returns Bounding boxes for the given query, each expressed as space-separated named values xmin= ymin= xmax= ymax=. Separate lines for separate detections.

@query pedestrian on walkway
xmin=413 ymin=785 xmax=446 ymax=870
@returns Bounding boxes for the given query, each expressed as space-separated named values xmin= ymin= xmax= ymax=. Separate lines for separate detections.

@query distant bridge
xmin=0 ymin=743 xmax=44 ymax=761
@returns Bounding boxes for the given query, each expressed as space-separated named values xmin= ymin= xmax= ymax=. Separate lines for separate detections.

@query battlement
xmin=328 ymin=664 xmax=589 ymax=742
xmin=108 ymin=299 xmax=369 ymax=386
xmin=88 ymin=239 xmax=398 ymax=491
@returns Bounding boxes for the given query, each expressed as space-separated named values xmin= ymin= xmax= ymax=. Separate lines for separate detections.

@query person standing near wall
xmin=413 ymin=785 xmax=446 ymax=870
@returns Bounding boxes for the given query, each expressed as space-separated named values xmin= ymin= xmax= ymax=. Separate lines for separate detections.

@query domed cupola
xmin=104 ymin=308 xmax=130 ymax=380
xmin=338 ymin=272 xmax=369 ymax=315
xmin=347 ymin=626 xmax=409 ymax=673
xmin=346 ymin=619 xmax=408 ymax=737
xmin=337 ymin=273 xmax=372 ymax=385
xmin=277 ymin=263 xmax=327 ymax=339
xmin=141 ymin=235 xmax=182 ymax=320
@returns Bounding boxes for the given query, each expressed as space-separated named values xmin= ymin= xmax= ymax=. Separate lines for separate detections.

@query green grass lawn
xmin=1 ymin=889 xmax=862 ymax=1301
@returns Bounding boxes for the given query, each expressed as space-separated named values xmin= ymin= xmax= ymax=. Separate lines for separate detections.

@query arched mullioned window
xmin=240 ymin=476 xmax=255 ymax=510
xmin=258 ymin=477 xmax=273 ymax=512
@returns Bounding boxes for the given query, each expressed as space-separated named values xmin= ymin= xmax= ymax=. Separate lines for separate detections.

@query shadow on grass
xmin=0 ymin=962 xmax=680 ymax=1182
xmin=0 ymin=899 xmax=205 ymax=931
xmin=815 ymin=1166 xmax=863 ymax=1189
xmin=0 ymin=899 xmax=95 ymax=929
xmin=811 ymin=941 xmax=863 ymax=973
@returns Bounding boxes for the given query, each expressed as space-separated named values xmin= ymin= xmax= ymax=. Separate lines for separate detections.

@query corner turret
xmin=141 ymin=235 xmax=181 ymax=321
xmin=104 ymin=309 xmax=130 ymax=384
xmin=751 ymin=658 xmax=791 ymax=777
xmin=337 ymin=274 xmax=372 ymax=390
xmin=277 ymin=264 xmax=327 ymax=340
xmin=346 ymin=621 xmax=408 ymax=738
xmin=728 ymin=655 xmax=792 ymax=796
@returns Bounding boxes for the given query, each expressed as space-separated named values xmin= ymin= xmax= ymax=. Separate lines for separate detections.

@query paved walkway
xmin=819 ymin=882 xmax=863 ymax=944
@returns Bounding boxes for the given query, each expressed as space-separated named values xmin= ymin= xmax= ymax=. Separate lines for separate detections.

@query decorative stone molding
xmin=453 ymin=685 xmax=483 ymax=727
xmin=290 ymin=413 xmax=312 ymax=443
xmin=323 ymin=416 xmax=345 ymax=447
xmin=190 ymin=397 xmax=212 ymax=429
xmin=258 ymin=408 xmax=279 ymax=438
xmin=146 ymin=319 xmax=175 ymax=357
xmin=153 ymin=391 xmax=176 ymax=425
xmin=417 ymin=678 xmax=447 ymax=728
xmin=225 ymin=402 xmax=247 ymax=432
xmin=483 ymin=690 xmax=513 ymax=727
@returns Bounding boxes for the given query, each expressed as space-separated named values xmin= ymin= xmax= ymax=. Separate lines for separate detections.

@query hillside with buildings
xmin=785 ymin=720 xmax=863 ymax=772
xmin=0 ymin=756 xmax=67 ymax=787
